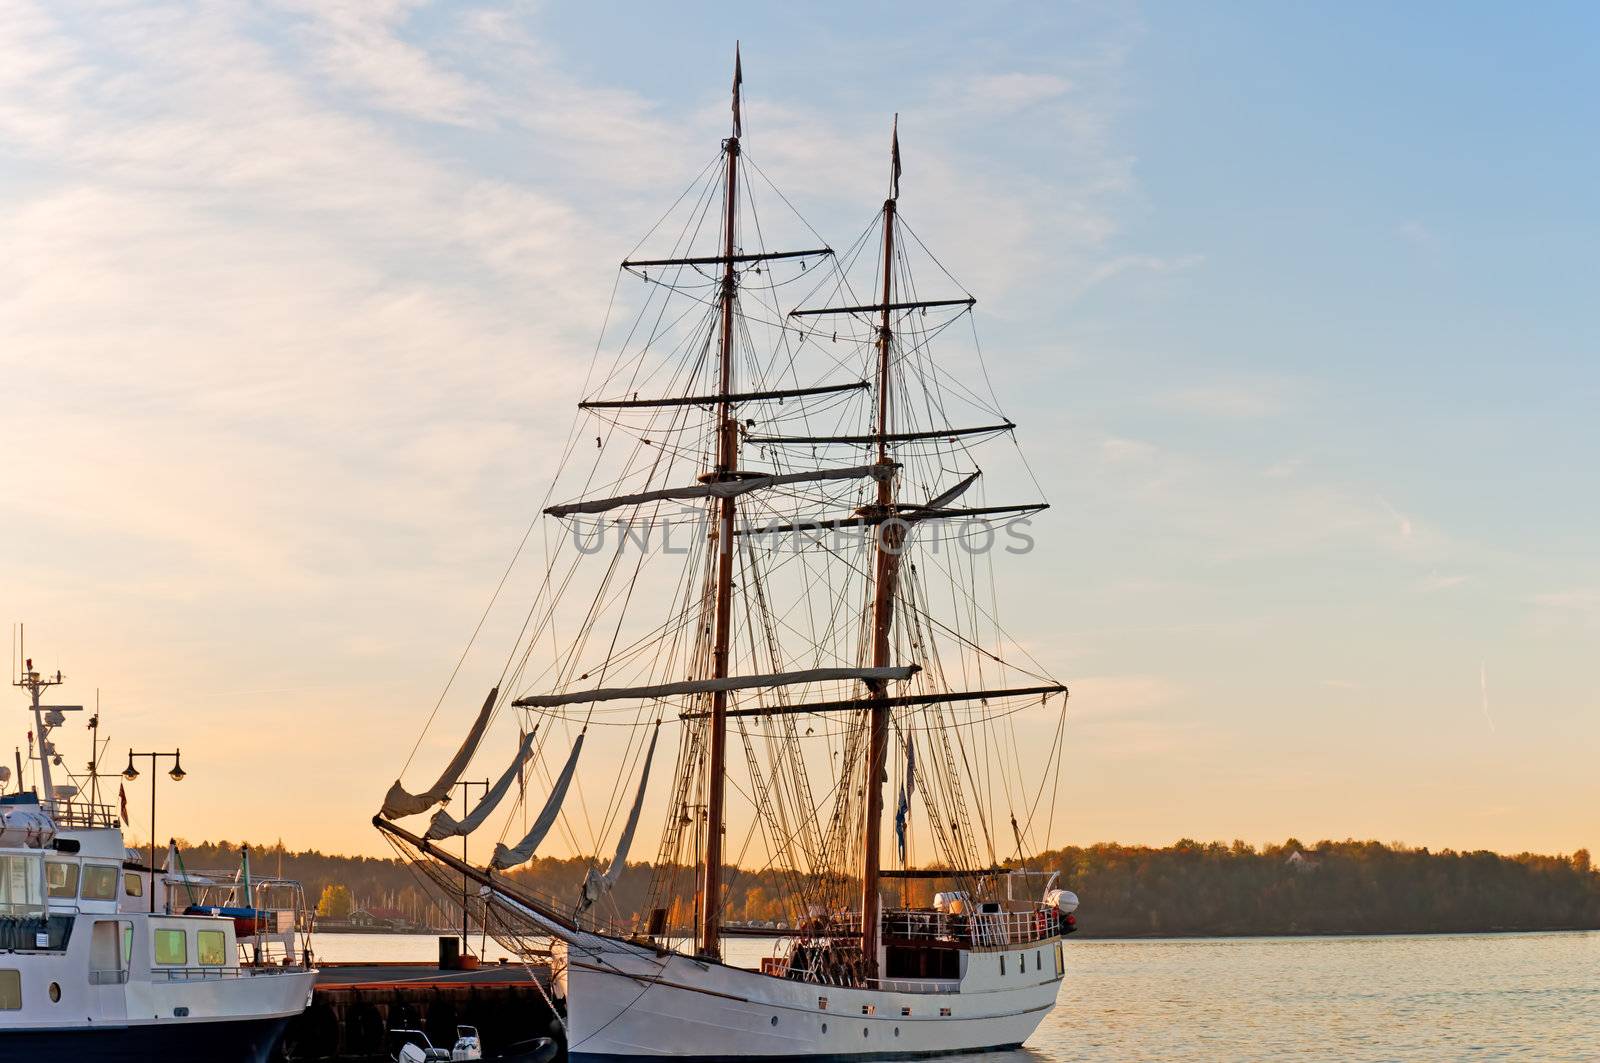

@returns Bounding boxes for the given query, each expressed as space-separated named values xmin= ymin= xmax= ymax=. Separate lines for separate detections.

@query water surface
xmin=315 ymin=930 xmax=1600 ymax=1060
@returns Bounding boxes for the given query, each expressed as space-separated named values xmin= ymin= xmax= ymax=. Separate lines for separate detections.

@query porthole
xmin=863 ymin=1028 xmax=869 ymax=1038
xmin=821 ymin=1022 xmax=828 ymax=1034
xmin=47 ymin=982 xmax=60 ymax=1003
xmin=770 ymin=1015 xmax=778 ymax=1026
xmin=894 ymin=1026 xmax=901 ymax=1037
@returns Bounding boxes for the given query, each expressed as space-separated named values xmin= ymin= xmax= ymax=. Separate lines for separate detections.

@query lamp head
xmin=168 ymin=751 xmax=185 ymax=782
xmin=122 ymin=751 xmax=139 ymax=781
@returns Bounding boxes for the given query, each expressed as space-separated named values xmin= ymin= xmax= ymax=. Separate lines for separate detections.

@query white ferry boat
xmin=1 ymin=655 xmax=315 ymax=1061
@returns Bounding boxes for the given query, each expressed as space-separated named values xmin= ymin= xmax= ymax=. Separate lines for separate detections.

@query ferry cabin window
xmin=46 ymin=861 xmax=80 ymax=899
xmin=197 ymin=929 xmax=227 ymax=967
xmin=122 ymin=925 xmax=134 ymax=967
xmin=81 ymin=865 xmax=118 ymax=901
xmin=0 ymin=855 xmax=45 ymax=916
xmin=124 ymin=872 xmax=144 ymax=898
xmin=0 ymin=970 xmax=19 ymax=1010
xmin=154 ymin=928 xmax=188 ymax=966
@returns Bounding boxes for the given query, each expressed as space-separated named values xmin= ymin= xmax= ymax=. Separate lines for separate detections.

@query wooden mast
xmin=860 ymin=116 xmax=903 ymax=982
xmin=700 ymin=43 xmax=743 ymax=960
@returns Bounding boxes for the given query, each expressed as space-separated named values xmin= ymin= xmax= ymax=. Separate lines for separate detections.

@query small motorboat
xmin=389 ymin=1027 xmax=556 ymax=1063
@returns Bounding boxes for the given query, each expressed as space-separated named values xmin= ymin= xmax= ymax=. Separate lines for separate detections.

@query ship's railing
xmin=46 ymin=802 xmax=120 ymax=831
xmin=89 ymin=969 xmax=129 ymax=985
xmin=151 ymin=964 xmax=305 ymax=982
xmin=882 ymin=907 xmax=1061 ymax=948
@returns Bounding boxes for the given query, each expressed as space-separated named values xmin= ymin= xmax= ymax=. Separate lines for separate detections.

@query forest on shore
xmin=173 ymin=836 xmax=1600 ymax=939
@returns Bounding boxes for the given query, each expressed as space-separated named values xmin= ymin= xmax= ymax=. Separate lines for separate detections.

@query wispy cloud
xmin=1151 ymin=378 xmax=1289 ymax=419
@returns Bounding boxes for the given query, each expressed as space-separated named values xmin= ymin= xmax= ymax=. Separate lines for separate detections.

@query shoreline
xmin=313 ymin=924 xmax=1600 ymax=941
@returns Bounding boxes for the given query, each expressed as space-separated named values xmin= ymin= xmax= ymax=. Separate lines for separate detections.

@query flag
xmin=118 ymin=784 xmax=129 ymax=826
xmin=731 ymin=44 xmax=743 ymax=137
xmin=894 ymin=740 xmax=915 ymax=862
xmin=890 ymin=114 xmax=902 ymax=200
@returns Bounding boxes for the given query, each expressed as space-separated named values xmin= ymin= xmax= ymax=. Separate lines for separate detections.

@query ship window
xmin=46 ymin=861 xmax=80 ymax=899
xmin=0 ymin=855 xmax=45 ymax=916
xmin=1036 ymin=949 xmax=1042 ymax=971
xmin=1019 ymin=952 xmax=1026 ymax=972
xmin=154 ymin=929 xmax=187 ymax=965
xmin=124 ymin=872 xmax=144 ymax=898
xmin=81 ymin=865 xmax=118 ymax=901
xmin=198 ymin=930 xmax=227 ymax=967
xmin=862 ymin=1003 xmax=876 ymax=1016
xmin=939 ymin=1007 xmax=952 ymax=1017
xmin=0 ymin=970 xmax=18 ymax=1009
xmin=999 ymin=955 xmax=1006 ymax=976
xmin=1054 ymin=944 xmax=1064 ymax=976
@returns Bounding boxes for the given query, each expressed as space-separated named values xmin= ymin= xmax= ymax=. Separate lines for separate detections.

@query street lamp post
xmin=451 ymin=779 xmax=488 ymax=958
xmin=122 ymin=749 xmax=186 ymax=913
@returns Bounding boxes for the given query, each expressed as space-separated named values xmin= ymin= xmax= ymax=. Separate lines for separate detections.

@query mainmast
xmin=699 ymin=44 xmax=744 ymax=960
xmin=860 ymin=118 xmax=904 ymax=982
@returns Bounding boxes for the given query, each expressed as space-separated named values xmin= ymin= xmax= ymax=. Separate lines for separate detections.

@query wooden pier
xmin=277 ymin=961 xmax=562 ymax=1062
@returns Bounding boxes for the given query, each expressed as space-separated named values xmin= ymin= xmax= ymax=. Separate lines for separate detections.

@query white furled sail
xmin=513 ymin=666 xmax=918 ymax=709
xmin=424 ymin=728 xmax=539 ymax=841
xmin=545 ymin=464 xmax=894 ymax=518
xmin=380 ymin=686 xmax=499 ymax=820
xmin=579 ymin=724 xmax=660 ymax=911
xmin=490 ymin=732 xmax=585 ymax=870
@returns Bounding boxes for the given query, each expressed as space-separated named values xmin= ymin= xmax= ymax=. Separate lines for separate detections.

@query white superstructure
xmin=2 ymin=656 xmax=315 ymax=1062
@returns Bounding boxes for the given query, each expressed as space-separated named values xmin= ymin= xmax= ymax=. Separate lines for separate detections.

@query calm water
xmin=315 ymin=931 xmax=1600 ymax=1060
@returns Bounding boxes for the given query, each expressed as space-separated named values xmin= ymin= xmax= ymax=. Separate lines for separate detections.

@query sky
xmin=2 ymin=1 xmax=1596 ymax=860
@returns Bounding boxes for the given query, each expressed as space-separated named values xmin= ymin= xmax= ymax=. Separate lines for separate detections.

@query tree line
xmin=172 ymin=837 xmax=1600 ymax=938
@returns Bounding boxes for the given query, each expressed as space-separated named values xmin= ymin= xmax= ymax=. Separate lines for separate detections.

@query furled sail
xmin=544 ymin=464 xmax=894 ymax=518
xmin=906 ymin=471 xmax=980 ymax=512
xmin=579 ymin=724 xmax=660 ymax=911
xmin=490 ymin=732 xmax=585 ymax=870
xmin=380 ymin=687 xmax=499 ymax=820
xmin=424 ymin=728 xmax=539 ymax=841
xmin=513 ymin=665 xmax=919 ymax=709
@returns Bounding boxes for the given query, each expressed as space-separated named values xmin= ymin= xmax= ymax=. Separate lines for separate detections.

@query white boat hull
xmin=557 ymin=933 xmax=1064 ymax=1060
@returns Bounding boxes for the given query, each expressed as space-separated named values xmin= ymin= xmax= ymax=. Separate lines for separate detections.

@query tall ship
xmin=2 ymin=648 xmax=316 ymax=1061
xmin=376 ymin=50 xmax=1076 ymax=1060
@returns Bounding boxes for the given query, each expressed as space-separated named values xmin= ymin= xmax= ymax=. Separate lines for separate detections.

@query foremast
xmin=700 ymin=45 xmax=744 ymax=960
xmin=860 ymin=118 xmax=904 ymax=982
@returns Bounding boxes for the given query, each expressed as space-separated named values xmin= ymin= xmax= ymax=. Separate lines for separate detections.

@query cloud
xmin=1151 ymin=379 xmax=1288 ymax=419
xmin=1377 ymin=497 xmax=1414 ymax=540
xmin=1529 ymin=588 xmax=1600 ymax=611
xmin=0 ymin=3 xmax=1149 ymax=855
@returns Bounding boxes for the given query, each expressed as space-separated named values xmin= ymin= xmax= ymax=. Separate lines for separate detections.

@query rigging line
xmin=622 ymin=151 xmax=725 ymax=263
xmin=398 ymin=263 xmax=627 ymax=778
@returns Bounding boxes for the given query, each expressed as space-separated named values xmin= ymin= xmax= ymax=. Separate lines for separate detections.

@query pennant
xmin=890 ymin=114 xmax=902 ymax=200
xmin=118 ymin=783 xmax=129 ymax=826
xmin=732 ymin=44 xmax=743 ymax=137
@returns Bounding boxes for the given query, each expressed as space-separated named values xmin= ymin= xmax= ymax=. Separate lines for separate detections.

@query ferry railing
xmin=46 ymin=802 xmax=120 ymax=831
xmin=89 ymin=969 xmax=129 ymax=985
xmin=151 ymin=964 xmax=303 ymax=982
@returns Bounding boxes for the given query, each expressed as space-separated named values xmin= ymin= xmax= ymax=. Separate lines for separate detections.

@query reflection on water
xmin=314 ymin=930 xmax=1600 ymax=1060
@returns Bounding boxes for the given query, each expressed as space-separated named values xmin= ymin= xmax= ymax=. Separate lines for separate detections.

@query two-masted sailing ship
xmin=376 ymin=50 xmax=1077 ymax=1060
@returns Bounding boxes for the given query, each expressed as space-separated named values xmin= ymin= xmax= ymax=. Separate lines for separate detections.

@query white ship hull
xmin=556 ymin=932 xmax=1064 ymax=1060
